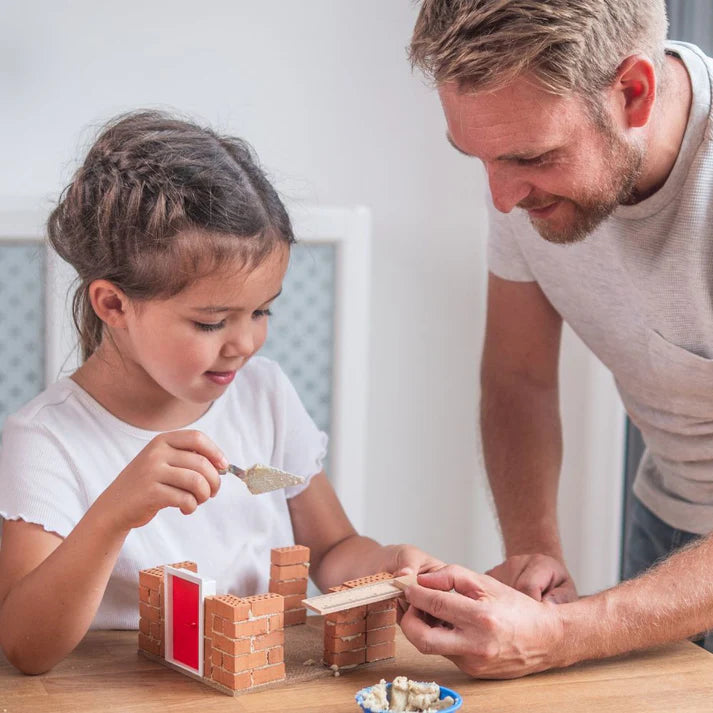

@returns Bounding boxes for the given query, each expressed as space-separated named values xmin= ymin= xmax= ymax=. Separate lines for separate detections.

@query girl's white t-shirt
xmin=0 ymin=356 xmax=327 ymax=629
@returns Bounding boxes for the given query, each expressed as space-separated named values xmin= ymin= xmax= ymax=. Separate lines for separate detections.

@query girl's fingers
xmin=166 ymin=451 xmax=221 ymax=497
xmin=162 ymin=467 xmax=214 ymax=506
xmin=162 ymin=429 xmax=228 ymax=471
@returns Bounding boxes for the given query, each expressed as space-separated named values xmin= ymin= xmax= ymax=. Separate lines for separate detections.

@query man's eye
xmin=253 ymin=309 xmax=273 ymax=320
xmin=516 ymin=155 xmax=547 ymax=166
xmin=194 ymin=320 xmax=226 ymax=332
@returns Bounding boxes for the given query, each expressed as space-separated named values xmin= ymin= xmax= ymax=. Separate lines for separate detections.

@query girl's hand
xmin=95 ymin=429 xmax=227 ymax=533
xmin=382 ymin=543 xmax=446 ymax=578
xmin=378 ymin=544 xmax=446 ymax=622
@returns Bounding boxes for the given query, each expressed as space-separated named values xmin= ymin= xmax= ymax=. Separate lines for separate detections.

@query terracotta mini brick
xmin=328 ymin=584 xmax=349 ymax=593
xmin=149 ymin=621 xmax=162 ymax=639
xmin=212 ymin=633 xmax=251 ymax=657
xmin=323 ymin=648 xmax=366 ymax=667
xmin=282 ymin=593 xmax=307 ymax=611
xmin=367 ymin=598 xmax=398 ymax=614
xmin=253 ymin=630 xmax=285 ymax=651
xmin=209 ymin=594 xmax=250 ymax=622
xmin=269 ymin=578 xmax=308 ymax=596
xmin=139 ymin=585 xmax=151 ymax=604
xmin=212 ymin=649 xmax=223 ymax=668
xmin=366 ymin=626 xmax=396 ymax=646
xmin=148 ymin=589 xmax=160 ymax=607
xmin=217 ymin=669 xmax=252 ymax=691
xmin=270 ymin=563 xmax=309 ymax=581
xmin=244 ymin=592 xmax=284 ymax=617
xmin=267 ymin=612 xmax=284 ymax=631
xmin=138 ymin=567 xmax=163 ymax=590
xmin=284 ymin=608 xmax=307 ymax=627
xmin=138 ymin=632 xmax=161 ymax=656
xmin=342 ymin=572 xmax=394 ymax=588
xmin=252 ymin=662 xmax=286 ymax=685
xmin=139 ymin=601 xmax=160 ymax=623
xmin=139 ymin=617 xmax=150 ymax=636
xmin=324 ymin=632 xmax=366 ymax=653
xmin=210 ymin=614 xmax=224 ymax=635
xmin=169 ymin=560 xmax=197 ymax=573
xmin=225 ymin=618 xmax=269 ymax=638
xmin=223 ymin=650 xmax=267 ymax=673
xmin=267 ymin=646 xmax=284 ymax=664
xmin=324 ymin=619 xmax=365 ymax=637
xmin=366 ymin=640 xmax=396 ymax=662
xmin=271 ymin=545 xmax=310 ymax=566
xmin=366 ymin=608 xmax=397 ymax=629
xmin=326 ymin=605 xmax=366 ymax=624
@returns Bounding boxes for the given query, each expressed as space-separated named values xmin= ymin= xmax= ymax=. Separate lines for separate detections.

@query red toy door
xmin=171 ymin=575 xmax=199 ymax=670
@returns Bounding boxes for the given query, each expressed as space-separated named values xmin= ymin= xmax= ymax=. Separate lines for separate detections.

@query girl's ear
xmin=88 ymin=280 xmax=130 ymax=328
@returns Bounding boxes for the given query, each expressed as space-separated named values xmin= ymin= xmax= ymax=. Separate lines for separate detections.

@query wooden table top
xmin=2 ymin=623 xmax=713 ymax=712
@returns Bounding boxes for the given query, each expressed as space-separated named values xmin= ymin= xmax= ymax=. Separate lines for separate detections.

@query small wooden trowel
xmin=219 ymin=463 xmax=305 ymax=494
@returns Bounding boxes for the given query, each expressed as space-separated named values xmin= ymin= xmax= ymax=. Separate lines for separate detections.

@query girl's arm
xmin=287 ymin=472 xmax=444 ymax=592
xmin=0 ymin=513 xmax=127 ymax=674
xmin=0 ymin=429 xmax=226 ymax=674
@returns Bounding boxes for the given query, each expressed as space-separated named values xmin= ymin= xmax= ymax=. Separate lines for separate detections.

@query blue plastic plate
xmin=355 ymin=681 xmax=463 ymax=712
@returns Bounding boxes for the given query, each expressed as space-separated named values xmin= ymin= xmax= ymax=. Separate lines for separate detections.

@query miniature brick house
xmin=138 ymin=549 xmax=397 ymax=696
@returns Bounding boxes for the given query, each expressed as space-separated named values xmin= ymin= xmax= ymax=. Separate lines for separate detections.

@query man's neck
xmin=634 ymin=53 xmax=693 ymax=200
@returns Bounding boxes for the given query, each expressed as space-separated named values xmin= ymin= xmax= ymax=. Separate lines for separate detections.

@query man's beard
xmin=523 ymin=129 xmax=645 ymax=245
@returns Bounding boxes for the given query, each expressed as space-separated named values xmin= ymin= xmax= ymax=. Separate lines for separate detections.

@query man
xmin=399 ymin=0 xmax=713 ymax=678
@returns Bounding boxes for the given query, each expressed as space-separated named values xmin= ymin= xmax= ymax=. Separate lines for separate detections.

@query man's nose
xmin=486 ymin=164 xmax=531 ymax=214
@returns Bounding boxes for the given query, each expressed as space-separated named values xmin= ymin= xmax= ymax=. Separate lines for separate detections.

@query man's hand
xmin=486 ymin=554 xmax=578 ymax=603
xmin=399 ymin=565 xmax=565 ymax=678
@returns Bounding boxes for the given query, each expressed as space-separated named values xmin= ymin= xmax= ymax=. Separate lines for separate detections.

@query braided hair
xmin=47 ymin=110 xmax=294 ymax=361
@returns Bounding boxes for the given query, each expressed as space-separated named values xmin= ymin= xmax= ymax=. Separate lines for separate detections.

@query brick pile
xmin=323 ymin=571 xmax=397 ymax=668
xmin=204 ymin=591 xmax=285 ymax=692
xmin=268 ymin=545 xmax=310 ymax=627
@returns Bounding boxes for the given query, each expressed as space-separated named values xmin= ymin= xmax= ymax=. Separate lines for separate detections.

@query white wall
xmin=0 ymin=1 xmax=624 ymax=592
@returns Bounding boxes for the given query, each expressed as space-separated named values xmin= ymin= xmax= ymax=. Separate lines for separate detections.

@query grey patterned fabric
xmin=0 ymin=243 xmax=45 ymax=428
xmin=261 ymin=243 xmax=336 ymax=437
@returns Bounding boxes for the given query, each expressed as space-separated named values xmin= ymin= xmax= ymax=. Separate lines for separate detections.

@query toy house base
xmin=139 ymin=614 xmax=393 ymax=697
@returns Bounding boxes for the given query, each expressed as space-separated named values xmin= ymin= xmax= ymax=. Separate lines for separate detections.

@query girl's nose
xmin=222 ymin=331 xmax=255 ymax=358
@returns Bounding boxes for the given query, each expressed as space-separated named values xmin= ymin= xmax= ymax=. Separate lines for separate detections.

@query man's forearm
xmin=481 ymin=376 xmax=564 ymax=558
xmin=554 ymin=534 xmax=713 ymax=667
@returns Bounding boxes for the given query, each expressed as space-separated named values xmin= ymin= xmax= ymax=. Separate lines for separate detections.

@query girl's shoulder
xmin=7 ymin=377 xmax=84 ymax=428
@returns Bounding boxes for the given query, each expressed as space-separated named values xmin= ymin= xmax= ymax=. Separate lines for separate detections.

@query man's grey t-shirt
xmin=488 ymin=41 xmax=713 ymax=535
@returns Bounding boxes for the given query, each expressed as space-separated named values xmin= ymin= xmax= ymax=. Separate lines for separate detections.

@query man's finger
xmin=403 ymin=580 xmax=480 ymax=628
xmin=417 ymin=564 xmax=494 ymax=600
xmin=399 ymin=605 xmax=466 ymax=656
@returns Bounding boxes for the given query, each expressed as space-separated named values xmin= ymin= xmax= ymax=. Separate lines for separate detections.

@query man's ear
xmin=88 ymin=279 xmax=130 ymax=328
xmin=612 ymin=54 xmax=657 ymax=129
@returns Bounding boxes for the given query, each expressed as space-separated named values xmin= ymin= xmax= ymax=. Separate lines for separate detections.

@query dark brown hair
xmin=47 ymin=110 xmax=295 ymax=361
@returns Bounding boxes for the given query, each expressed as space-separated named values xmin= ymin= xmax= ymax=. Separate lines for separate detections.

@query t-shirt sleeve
xmin=269 ymin=364 xmax=328 ymax=499
xmin=486 ymin=194 xmax=536 ymax=282
xmin=0 ymin=416 xmax=86 ymax=538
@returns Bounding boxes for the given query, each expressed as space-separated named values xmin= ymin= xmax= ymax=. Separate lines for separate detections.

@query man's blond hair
xmin=409 ymin=0 xmax=668 ymax=96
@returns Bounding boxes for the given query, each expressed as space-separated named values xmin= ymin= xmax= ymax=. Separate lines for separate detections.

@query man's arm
xmin=399 ymin=535 xmax=713 ymax=678
xmin=481 ymin=273 xmax=575 ymax=600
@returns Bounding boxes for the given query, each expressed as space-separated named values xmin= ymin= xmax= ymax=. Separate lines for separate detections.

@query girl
xmin=0 ymin=111 xmax=442 ymax=674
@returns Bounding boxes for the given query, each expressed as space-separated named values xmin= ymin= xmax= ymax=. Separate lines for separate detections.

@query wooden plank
xmin=302 ymin=576 xmax=415 ymax=615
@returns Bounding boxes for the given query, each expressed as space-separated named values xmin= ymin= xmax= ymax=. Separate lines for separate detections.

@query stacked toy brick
xmin=138 ymin=560 xmax=197 ymax=658
xmin=204 ymin=592 xmax=285 ymax=692
xmin=323 ymin=572 xmax=397 ymax=668
xmin=269 ymin=545 xmax=310 ymax=626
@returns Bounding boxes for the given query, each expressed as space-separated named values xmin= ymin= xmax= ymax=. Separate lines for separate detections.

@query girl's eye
xmin=194 ymin=320 xmax=226 ymax=332
xmin=253 ymin=309 xmax=273 ymax=320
